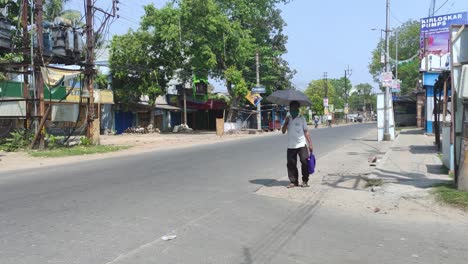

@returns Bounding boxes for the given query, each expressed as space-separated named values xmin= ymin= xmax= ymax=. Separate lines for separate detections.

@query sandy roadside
xmin=255 ymin=129 xmax=468 ymax=222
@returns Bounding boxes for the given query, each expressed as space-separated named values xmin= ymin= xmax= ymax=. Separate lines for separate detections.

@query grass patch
xmin=449 ymin=171 xmax=454 ymax=179
xmin=29 ymin=145 xmax=131 ymax=158
xmin=432 ymin=183 xmax=468 ymax=210
xmin=365 ymin=178 xmax=384 ymax=187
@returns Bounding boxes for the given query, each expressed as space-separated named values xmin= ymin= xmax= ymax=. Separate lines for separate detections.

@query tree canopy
xmin=110 ymin=3 xmax=182 ymax=106
xmin=368 ymin=20 xmax=420 ymax=95
xmin=109 ymin=0 xmax=295 ymax=111
xmin=304 ymin=80 xmax=336 ymax=115
xmin=350 ymin=83 xmax=376 ymax=112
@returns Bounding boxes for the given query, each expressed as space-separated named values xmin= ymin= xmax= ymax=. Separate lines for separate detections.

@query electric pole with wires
xmin=85 ymin=0 xmax=118 ymax=144
xmin=383 ymin=0 xmax=392 ymax=141
xmin=85 ymin=0 xmax=96 ymax=143
xmin=33 ymin=0 xmax=45 ymax=149
xmin=344 ymin=65 xmax=352 ymax=123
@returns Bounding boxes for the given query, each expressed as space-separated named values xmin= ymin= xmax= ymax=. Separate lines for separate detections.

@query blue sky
xmin=66 ymin=0 xmax=468 ymax=92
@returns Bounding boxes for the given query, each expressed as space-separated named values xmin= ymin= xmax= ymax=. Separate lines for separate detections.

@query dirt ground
xmin=0 ymin=130 xmax=276 ymax=174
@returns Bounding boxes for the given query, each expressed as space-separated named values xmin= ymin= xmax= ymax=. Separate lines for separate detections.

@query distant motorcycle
xmin=313 ymin=117 xmax=319 ymax=128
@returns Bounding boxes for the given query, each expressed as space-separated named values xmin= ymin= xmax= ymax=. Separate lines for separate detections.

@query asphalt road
xmin=1 ymin=123 xmax=467 ymax=264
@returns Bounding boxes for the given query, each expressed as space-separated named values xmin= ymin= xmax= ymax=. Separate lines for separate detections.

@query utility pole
xmin=30 ymin=0 xmax=36 ymax=133
xmin=383 ymin=0 xmax=391 ymax=141
xmin=395 ymin=29 xmax=399 ymax=81
xmin=323 ymin=72 xmax=328 ymax=98
xmin=183 ymin=88 xmax=187 ymax=126
xmin=256 ymin=51 xmax=261 ymax=131
xmin=344 ymin=66 xmax=352 ymax=122
xmin=86 ymin=0 xmax=98 ymax=144
xmin=35 ymin=0 xmax=45 ymax=149
xmin=21 ymin=0 xmax=29 ymax=129
xmin=429 ymin=0 xmax=436 ymax=16
xmin=323 ymin=72 xmax=328 ymax=118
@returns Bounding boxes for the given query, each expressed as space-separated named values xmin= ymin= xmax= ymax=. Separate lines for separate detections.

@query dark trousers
xmin=287 ymin=146 xmax=309 ymax=184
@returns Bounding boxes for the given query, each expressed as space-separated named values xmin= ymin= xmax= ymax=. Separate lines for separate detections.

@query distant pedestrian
xmin=282 ymin=101 xmax=314 ymax=188
xmin=314 ymin=115 xmax=319 ymax=128
xmin=327 ymin=114 xmax=332 ymax=127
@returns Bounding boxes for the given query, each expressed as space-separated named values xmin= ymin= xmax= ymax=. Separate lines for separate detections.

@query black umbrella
xmin=266 ymin=89 xmax=312 ymax=107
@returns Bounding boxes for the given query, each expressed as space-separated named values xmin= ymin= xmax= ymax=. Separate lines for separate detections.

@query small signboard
xmin=323 ymin=98 xmax=329 ymax=107
xmin=391 ymin=79 xmax=401 ymax=93
xmin=252 ymin=86 xmax=266 ymax=94
xmin=381 ymin=72 xmax=393 ymax=87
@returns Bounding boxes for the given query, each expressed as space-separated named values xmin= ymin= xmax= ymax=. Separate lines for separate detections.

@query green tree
xmin=329 ymin=77 xmax=352 ymax=110
xmin=94 ymin=73 xmax=109 ymax=90
xmin=304 ymin=79 xmax=336 ymax=115
xmin=109 ymin=0 xmax=294 ymax=119
xmin=110 ymin=3 xmax=183 ymax=109
xmin=353 ymin=83 xmax=376 ymax=112
xmin=369 ymin=20 xmax=420 ymax=95
xmin=44 ymin=0 xmax=70 ymax=21
xmin=0 ymin=0 xmax=19 ymax=24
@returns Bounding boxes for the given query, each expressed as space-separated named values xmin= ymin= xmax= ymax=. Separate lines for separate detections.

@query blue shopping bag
xmin=308 ymin=153 xmax=316 ymax=174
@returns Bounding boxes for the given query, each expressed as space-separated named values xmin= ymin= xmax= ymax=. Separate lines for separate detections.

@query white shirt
xmin=287 ymin=115 xmax=308 ymax=149
xmin=327 ymin=115 xmax=332 ymax=120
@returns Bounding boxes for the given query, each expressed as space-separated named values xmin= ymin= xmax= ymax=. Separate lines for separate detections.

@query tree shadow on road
xmin=321 ymin=173 xmax=368 ymax=190
xmin=371 ymin=168 xmax=451 ymax=188
xmin=249 ymin=179 xmax=290 ymax=187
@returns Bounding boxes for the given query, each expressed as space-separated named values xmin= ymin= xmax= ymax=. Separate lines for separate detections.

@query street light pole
xmin=256 ymin=51 xmax=261 ymax=131
xmin=344 ymin=66 xmax=352 ymax=122
xmin=383 ymin=0 xmax=391 ymax=141
xmin=395 ymin=29 xmax=399 ymax=81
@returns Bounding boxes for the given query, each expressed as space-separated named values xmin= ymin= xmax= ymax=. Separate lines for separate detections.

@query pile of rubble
xmin=172 ymin=124 xmax=194 ymax=133
xmin=124 ymin=125 xmax=161 ymax=134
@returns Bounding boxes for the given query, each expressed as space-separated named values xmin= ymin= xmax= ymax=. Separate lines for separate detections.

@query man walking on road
xmin=282 ymin=101 xmax=314 ymax=188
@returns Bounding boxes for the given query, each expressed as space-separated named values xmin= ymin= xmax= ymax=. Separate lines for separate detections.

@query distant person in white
xmin=282 ymin=101 xmax=313 ymax=188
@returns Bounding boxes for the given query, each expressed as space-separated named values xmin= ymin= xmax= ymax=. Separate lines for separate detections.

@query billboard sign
xmin=420 ymin=12 xmax=468 ymax=71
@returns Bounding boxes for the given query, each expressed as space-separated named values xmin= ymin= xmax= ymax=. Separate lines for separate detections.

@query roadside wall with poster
xmin=420 ymin=12 xmax=468 ymax=71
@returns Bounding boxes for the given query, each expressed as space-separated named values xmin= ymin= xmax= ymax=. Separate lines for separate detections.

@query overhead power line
xmin=434 ymin=0 xmax=450 ymax=15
